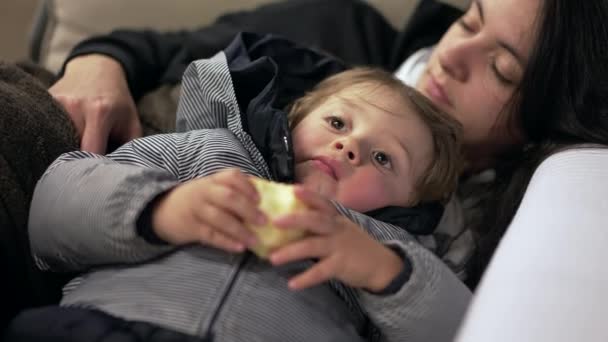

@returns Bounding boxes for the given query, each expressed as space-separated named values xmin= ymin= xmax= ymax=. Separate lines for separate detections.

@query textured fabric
xmin=29 ymin=51 xmax=470 ymax=341
xmin=5 ymin=306 xmax=206 ymax=342
xmin=0 ymin=62 xmax=78 ymax=330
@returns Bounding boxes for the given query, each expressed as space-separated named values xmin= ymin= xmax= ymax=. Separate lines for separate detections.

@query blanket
xmin=0 ymin=62 xmax=78 ymax=330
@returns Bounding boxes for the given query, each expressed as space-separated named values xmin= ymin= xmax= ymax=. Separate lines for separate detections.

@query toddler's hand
xmin=269 ymin=187 xmax=404 ymax=292
xmin=151 ymin=169 xmax=266 ymax=252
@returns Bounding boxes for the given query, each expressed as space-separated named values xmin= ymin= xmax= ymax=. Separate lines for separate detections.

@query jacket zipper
xmin=199 ymin=251 xmax=252 ymax=340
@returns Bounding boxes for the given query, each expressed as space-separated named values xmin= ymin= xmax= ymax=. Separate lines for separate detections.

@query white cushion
xmin=456 ymin=147 xmax=608 ymax=342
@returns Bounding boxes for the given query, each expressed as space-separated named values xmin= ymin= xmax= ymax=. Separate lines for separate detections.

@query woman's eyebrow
xmin=476 ymin=0 xmax=526 ymax=66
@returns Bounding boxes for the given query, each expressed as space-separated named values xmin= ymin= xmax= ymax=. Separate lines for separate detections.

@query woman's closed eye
xmin=372 ymin=151 xmax=393 ymax=170
xmin=490 ymin=55 xmax=517 ymax=86
xmin=458 ymin=15 xmax=517 ymax=86
xmin=491 ymin=63 xmax=513 ymax=85
xmin=458 ymin=18 xmax=477 ymax=33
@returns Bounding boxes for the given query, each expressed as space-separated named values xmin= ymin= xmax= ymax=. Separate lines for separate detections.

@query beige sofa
xmin=30 ymin=0 xmax=469 ymax=73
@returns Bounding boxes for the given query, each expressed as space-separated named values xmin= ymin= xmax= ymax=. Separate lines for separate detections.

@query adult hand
xmin=269 ymin=186 xmax=404 ymax=292
xmin=49 ymin=54 xmax=142 ymax=153
xmin=151 ymin=169 xmax=267 ymax=253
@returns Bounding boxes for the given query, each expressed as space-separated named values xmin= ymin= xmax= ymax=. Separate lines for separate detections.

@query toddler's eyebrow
xmin=391 ymin=136 xmax=411 ymax=176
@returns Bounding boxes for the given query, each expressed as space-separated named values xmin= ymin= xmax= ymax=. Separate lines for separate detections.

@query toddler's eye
xmin=329 ymin=117 xmax=345 ymax=130
xmin=373 ymin=151 xmax=392 ymax=169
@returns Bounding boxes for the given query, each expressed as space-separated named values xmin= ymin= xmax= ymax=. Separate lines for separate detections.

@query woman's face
xmin=416 ymin=0 xmax=541 ymax=163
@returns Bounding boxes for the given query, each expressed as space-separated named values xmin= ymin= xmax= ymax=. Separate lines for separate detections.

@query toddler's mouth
xmin=312 ymin=158 xmax=338 ymax=181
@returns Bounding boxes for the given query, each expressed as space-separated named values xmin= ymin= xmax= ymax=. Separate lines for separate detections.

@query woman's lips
xmin=424 ymin=74 xmax=453 ymax=108
xmin=312 ymin=158 xmax=338 ymax=180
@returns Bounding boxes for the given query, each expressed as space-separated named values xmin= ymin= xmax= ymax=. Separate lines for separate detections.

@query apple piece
xmin=248 ymin=178 xmax=307 ymax=258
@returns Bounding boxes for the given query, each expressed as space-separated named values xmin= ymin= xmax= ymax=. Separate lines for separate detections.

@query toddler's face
xmin=292 ymin=84 xmax=434 ymax=212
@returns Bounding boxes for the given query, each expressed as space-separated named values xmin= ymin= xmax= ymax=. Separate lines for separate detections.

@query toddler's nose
xmin=334 ymin=140 xmax=360 ymax=164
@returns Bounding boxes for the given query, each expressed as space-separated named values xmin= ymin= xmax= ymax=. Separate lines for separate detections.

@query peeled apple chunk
xmin=248 ymin=178 xmax=308 ymax=258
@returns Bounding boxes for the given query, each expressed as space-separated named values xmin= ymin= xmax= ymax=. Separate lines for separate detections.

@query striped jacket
xmin=29 ymin=53 xmax=470 ymax=342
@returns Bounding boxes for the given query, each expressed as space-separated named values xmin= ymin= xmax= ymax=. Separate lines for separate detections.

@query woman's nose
xmin=438 ymin=38 xmax=473 ymax=82
xmin=334 ymin=139 xmax=361 ymax=164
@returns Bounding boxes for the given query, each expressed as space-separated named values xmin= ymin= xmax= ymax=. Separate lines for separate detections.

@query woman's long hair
xmin=467 ymin=0 xmax=608 ymax=288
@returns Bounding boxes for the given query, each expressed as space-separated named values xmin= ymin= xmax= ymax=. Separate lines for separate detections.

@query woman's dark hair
xmin=467 ymin=0 xmax=608 ymax=288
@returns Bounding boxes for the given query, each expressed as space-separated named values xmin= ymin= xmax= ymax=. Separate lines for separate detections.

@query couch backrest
xmin=32 ymin=0 xmax=469 ymax=72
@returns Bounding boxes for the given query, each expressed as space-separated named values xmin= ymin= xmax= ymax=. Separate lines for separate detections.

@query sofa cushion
xmin=38 ymin=0 xmax=277 ymax=72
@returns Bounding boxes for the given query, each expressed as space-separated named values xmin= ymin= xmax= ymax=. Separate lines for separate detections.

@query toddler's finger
xmin=198 ymin=226 xmax=246 ymax=253
xmin=287 ymin=258 xmax=337 ymax=290
xmin=269 ymin=236 xmax=330 ymax=266
xmin=293 ymin=186 xmax=336 ymax=214
xmin=207 ymin=185 xmax=266 ymax=227
xmin=273 ymin=211 xmax=336 ymax=235
xmin=215 ymin=169 xmax=260 ymax=202
xmin=195 ymin=205 xmax=257 ymax=246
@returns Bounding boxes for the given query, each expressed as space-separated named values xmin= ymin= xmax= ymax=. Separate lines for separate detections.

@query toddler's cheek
xmin=334 ymin=173 xmax=395 ymax=212
xmin=294 ymin=162 xmax=338 ymax=199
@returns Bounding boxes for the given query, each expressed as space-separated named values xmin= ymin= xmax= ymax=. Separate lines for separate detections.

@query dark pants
xmin=4 ymin=306 xmax=206 ymax=342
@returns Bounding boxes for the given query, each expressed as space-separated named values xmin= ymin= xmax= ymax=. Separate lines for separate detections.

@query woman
xmin=4 ymin=0 xmax=608 ymax=337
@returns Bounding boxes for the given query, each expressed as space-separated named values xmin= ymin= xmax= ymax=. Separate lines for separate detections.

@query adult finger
xmin=80 ymin=119 xmax=109 ymax=154
xmin=52 ymin=94 xmax=86 ymax=137
xmin=122 ymin=115 xmax=143 ymax=142
xmin=287 ymin=257 xmax=338 ymax=290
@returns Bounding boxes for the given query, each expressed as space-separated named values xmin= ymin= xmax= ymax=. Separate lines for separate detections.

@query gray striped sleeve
xmin=360 ymin=240 xmax=471 ymax=342
xmin=29 ymin=151 xmax=178 ymax=272
xmin=29 ymin=128 xmax=229 ymax=272
xmin=335 ymin=205 xmax=472 ymax=342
